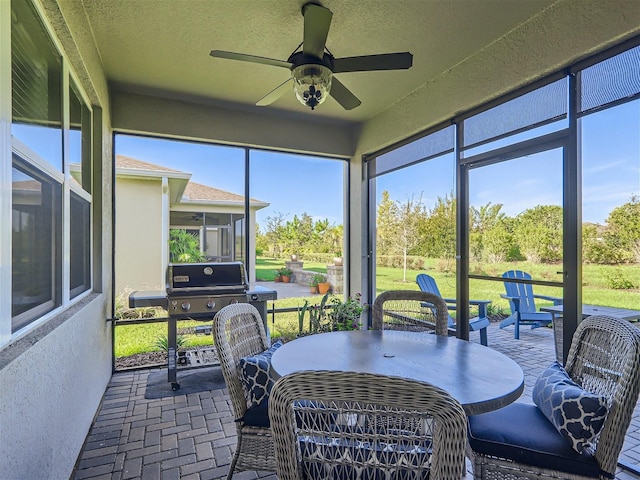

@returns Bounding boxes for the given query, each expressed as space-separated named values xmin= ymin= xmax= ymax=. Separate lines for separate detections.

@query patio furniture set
xmin=212 ymin=282 xmax=640 ymax=479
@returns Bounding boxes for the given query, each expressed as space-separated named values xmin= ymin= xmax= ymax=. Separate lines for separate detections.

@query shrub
xmin=169 ymin=229 xmax=206 ymax=263
xmin=606 ymin=270 xmax=637 ymax=290
xmin=435 ymin=258 xmax=454 ymax=273
xmin=153 ymin=333 xmax=186 ymax=352
xmin=310 ymin=273 xmax=326 ymax=287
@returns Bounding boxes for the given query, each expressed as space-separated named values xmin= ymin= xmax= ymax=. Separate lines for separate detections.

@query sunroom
xmin=1 ymin=0 xmax=639 ymax=478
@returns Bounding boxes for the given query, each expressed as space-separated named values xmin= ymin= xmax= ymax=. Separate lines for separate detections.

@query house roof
xmin=115 ymin=155 xmax=268 ymax=209
xmin=116 ymin=155 xmax=184 ymax=174
xmin=183 ymin=181 xmax=268 ymax=208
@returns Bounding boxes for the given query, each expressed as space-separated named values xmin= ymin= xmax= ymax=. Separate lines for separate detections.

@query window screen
xmin=579 ymin=44 xmax=640 ymax=114
xmin=371 ymin=125 xmax=454 ymax=177
xmin=463 ymin=78 xmax=567 ymax=149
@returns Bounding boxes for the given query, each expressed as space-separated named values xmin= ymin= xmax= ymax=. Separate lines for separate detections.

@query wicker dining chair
xmin=467 ymin=315 xmax=640 ymax=480
xmin=269 ymin=370 xmax=468 ymax=480
xmin=371 ymin=289 xmax=449 ymax=335
xmin=212 ymin=303 xmax=276 ymax=479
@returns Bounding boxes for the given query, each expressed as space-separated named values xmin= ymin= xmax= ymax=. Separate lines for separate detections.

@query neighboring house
xmin=115 ymin=155 xmax=268 ymax=295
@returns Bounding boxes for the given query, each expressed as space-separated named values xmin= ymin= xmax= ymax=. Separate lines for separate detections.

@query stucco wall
xmin=115 ymin=177 xmax=166 ymax=295
xmin=0 ymin=295 xmax=111 ymax=479
xmin=111 ymin=91 xmax=356 ymax=159
xmin=0 ymin=1 xmax=114 ymax=478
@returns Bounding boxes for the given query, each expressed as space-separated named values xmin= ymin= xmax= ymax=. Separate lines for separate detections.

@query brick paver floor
xmin=72 ymin=322 xmax=640 ymax=480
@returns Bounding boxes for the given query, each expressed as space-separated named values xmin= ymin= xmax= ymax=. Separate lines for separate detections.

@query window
xmin=70 ymin=191 xmax=91 ymax=299
xmin=11 ymin=158 xmax=61 ymax=331
xmin=11 ymin=0 xmax=62 ymax=172
xmin=5 ymin=0 xmax=93 ymax=337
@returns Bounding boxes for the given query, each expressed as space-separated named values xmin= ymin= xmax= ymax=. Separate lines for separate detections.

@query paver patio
xmin=72 ymin=321 xmax=640 ymax=480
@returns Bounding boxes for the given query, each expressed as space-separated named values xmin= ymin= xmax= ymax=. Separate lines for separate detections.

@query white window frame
xmin=1 ymin=0 xmax=94 ymax=347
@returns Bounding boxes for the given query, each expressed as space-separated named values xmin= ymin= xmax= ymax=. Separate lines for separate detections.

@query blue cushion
xmin=533 ymin=361 xmax=609 ymax=453
xmin=468 ymin=403 xmax=605 ymax=478
xmin=242 ymin=399 xmax=270 ymax=428
xmin=238 ymin=340 xmax=283 ymax=408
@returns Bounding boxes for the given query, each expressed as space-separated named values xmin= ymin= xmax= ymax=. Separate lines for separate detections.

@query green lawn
xmin=255 ymin=257 xmax=327 ymax=280
xmin=115 ymin=257 xmax=639 ymax=357
xmin=372 ymin=259 xmax=639 ymax=314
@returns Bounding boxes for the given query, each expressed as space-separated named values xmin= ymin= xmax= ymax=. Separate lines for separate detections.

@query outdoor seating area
xmin=72 ymin=319 xmax=640 ymax=480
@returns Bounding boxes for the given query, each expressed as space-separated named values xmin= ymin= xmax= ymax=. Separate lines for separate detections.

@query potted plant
xmin=274 ymin=269 xmax=282 ymax=282
xmin=328 ymin=293 xmax=365 ymax=331
xmin=309 ymin=273 xmax=325 ymax=294
xmin=333 ymin=251 xmax=343 ymax=266
xmin=279 ymin=267 xmax=292 ymax=283
xmin=316 ymin=274 xmax=330 ymax=294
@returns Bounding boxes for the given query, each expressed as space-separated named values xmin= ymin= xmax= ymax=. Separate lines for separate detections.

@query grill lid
xmin=166 ymin=262 xmax=248 ymax=295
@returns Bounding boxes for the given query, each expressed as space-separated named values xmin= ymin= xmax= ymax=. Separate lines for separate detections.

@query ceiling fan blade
xmin=333 ymin=52 xmax=413 ymax=73
xmin=210 ymin=50 xmax=291 ymax=69
xmin=256 ymin=78 xmax=292 ymax=106
xmin=329 ymin=77 xmax=361 ymax=110
xmin=302 ymin=3 xmax=332 ymax=58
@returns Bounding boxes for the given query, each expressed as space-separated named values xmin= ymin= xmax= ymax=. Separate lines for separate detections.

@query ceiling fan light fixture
xmin=292 ymin=63 xmax=332 ymax=110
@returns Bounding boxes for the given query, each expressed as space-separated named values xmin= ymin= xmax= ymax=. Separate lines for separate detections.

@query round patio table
xmin=271 ymin=329 xmax=524 ymax=415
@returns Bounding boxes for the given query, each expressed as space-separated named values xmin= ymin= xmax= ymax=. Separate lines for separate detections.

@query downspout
xmin=161 ymin=177 xmax=170 ymax=285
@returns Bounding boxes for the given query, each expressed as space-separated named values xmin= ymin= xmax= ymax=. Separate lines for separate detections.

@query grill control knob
xmin=251 ymin=294 xmax=259 ymax=301
xmin=206 ymin=299 xmax=215 ymax=309
xmin=181 ymin=301 xmax=190 ymax=312
xmin=230 ymin=299 xmax=239 ymax=304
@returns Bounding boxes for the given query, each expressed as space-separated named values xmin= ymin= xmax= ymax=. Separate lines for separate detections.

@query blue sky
xmin=377 ymin=100 xmax=639 ymax=224
xmin=115 ymin=135 xmax=346 ymax=229
xmin=115 ymin=99 xmax=638 ymax=227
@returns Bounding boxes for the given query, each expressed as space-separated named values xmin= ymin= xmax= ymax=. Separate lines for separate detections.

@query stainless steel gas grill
xmin=129 ymin=262 xmax=277 ymax=390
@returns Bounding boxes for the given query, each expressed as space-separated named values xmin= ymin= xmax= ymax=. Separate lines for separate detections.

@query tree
xmin=263 ymin=212 xmax=286 ymax=258
xmin=396 ymin=195 xmax=426 ymax=282
xmin=514 ymin=205 xmax=563 ymax=263
xmin=417 ymin=192 xmax=456 ymax=259
xmin=604 ymin=196 xmax=640 ymax=263
xmin=469 ymin=203 xmax=519 ymax=262
xmin=169 ymin=229 xmax=206 ymax=263
xmin=376 ymin=190 xmax=400 ymax=256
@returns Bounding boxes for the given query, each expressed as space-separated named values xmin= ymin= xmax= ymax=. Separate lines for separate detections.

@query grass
xmin=372 ymin=258 xmax=639 ymax=314
xmin=115 ymin=257 xmax=639 ymax=358
xmin=255 ymin=257 xmax=327 ymax=280
xmin=115 ymin=320 xmax=221 ymax=357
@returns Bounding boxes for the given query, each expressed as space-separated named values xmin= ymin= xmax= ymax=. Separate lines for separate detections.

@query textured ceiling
xmin=80 ymin=0 xmax=556 ymax=125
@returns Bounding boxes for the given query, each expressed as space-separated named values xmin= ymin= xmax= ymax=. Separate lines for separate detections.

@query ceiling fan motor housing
xmin=288 ymin=52 xmax=334 ymax=110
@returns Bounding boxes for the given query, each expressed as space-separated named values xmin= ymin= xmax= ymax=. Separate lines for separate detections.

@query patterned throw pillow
xmin=532 ymin=361 xmax=610 ymax=453
xmin=238 ymin=340 xmax=283 ymax=408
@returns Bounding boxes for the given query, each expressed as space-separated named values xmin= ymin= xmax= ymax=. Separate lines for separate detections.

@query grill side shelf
xmin=129 ymin=290 xmax=168 ymax=309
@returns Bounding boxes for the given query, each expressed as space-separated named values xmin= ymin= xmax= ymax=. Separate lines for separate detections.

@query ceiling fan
xmin=210 ymin=2 xmax=413 ymax=111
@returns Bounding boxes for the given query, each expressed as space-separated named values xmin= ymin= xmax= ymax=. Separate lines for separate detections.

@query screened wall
xmin=366 ymin=38 xmax=640 ymax=357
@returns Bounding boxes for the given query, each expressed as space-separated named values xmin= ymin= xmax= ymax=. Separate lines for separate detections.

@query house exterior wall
xmin=0 ymin=295 xmax=110 ymax=479
xmin=115 ymin=177 xmax=166 ymax=295
xmin=0 ymin=1 xmax=114 ymax=478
